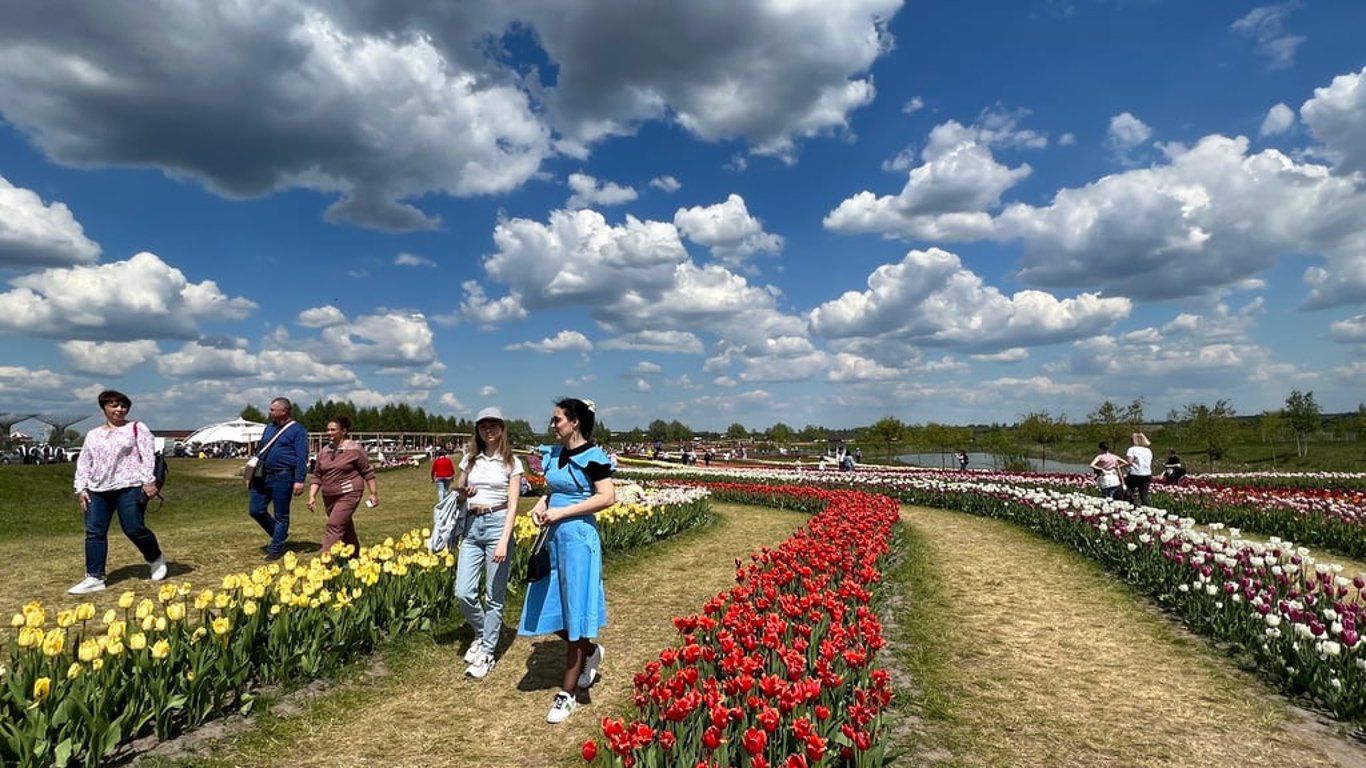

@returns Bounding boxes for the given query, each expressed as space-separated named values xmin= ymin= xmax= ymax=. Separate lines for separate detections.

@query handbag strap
xmin=255 ymin=421 xmax=296 ymax=459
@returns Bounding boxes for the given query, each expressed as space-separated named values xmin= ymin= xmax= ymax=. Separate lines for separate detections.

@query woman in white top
xmin=453 ymin=406 xmax=524 ymax=679
xmin=1125 ymin=432 xmax=1154 ymax=507
xmin=70 ymin=390 xmax=168 ymax=594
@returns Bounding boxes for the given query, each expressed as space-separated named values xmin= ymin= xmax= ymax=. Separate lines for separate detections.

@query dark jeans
xmin=85 ymin=486 xmax=162 ymax=577
xmin=249 ymin=472 xmax=295 ymax=554
xmin=1125 ymin=474 xmax=1152 ymax=507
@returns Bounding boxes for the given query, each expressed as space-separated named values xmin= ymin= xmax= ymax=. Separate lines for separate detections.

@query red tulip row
xmin=582 ymin=483 xmax=899 ymax=768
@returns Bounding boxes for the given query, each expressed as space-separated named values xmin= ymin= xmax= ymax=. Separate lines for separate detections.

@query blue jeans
xmin=85 ymin=486 xmax=161 ymax=577
xmin=456 ymin=513 xmax=512 ymax=653
xmin=248 ymin=472 xmax=295 ymax=554
xmin=435 ymin=478 xmax=452 ymax=503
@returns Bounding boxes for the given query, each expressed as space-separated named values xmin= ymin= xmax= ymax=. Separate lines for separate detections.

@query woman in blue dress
xmin=519 ymin=397 xmax=615 ymax=724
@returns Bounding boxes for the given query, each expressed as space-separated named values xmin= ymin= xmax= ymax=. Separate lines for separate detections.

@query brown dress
xmin=311 ymin=444 xmax=376 ymax=556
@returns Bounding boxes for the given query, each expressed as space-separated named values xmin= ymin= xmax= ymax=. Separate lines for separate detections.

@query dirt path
xmin=895 ymin=505 xmax=1365 ymax=768
xmin=138 ymin=502 xmax=810 ymax=768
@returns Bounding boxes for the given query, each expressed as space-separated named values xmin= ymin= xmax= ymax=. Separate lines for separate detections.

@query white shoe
xmin=150 ymin=555 xmax=168 ymax=581
xmin=465 ymin=651 xmax=496 ymax=679
xmin=546 ymin=691 xmax=576 ymax=724
xmin=463 ymin=643 xmax=485 ymax=664
xmin=577 ymin=643 xmax=603 ymax=689
xmin=68 ymin=576 xmax=106 ymax=595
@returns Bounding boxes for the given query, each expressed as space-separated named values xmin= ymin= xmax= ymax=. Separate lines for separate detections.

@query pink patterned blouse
xmin=74 ymin=422 xmax=155 ymax=493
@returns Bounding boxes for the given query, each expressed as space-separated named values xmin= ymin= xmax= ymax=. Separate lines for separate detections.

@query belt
xmin=468 ymin=503 xmax=508 ymax=517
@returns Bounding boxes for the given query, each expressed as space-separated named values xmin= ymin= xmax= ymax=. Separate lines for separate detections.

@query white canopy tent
xmin=185 ymin=418 xmax=267 ymax=446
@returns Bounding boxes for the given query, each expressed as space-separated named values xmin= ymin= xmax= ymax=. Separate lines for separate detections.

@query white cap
xmin=475 ymin=406 xmax=505 ymax=423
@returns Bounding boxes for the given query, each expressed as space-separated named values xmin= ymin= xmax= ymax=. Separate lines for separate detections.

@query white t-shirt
xmin=1126 ymin=446 xmax=1153 ymax=476
xmin=463 ymin=453 xmax=525 ymax=507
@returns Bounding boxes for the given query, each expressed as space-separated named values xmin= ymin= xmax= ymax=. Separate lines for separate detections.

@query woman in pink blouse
xmin=70 ymin=390 xmax=168 ymax=594
xmin=306 ymin=416 xmax=378 ymax=557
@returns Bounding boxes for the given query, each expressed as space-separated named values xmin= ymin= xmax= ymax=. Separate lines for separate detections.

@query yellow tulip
xmin=67 ymin=662 xmax=82 ymax=680
xmin=106 ymin=639 xmax=124 ymax=656
xmin=212 ymin=617 xmax=231 ymax=636
xmin=221 ymin=574 xmax=240 ymax=590
xmin=141 ymin=615 xmax=156 ymax=632
xmin=92 ymin=658 xmax=104 ymax=672
xmin=165 ymin=603 xmax=185 ymax=622
xmin=135 ymin=598 xmax=155 ymax=620
xmin=191 ymin=627 xmax=207 ymax=643
xmin=128 ymin=633 xmax=147 ymax=651
xmin=157 ymin=584 xmax=178 ymax=604
xmin=10 ymin=613 xmax=24 ymax=627
xmin=176 ymin=582 xmax=192 ymax=596
xmin=270 ymin=604 xmax=282 ymax=616
xmin=213 ymin=593 xmax=231 ymax=610
xmin=194 ymin=590 xmax=213 ymax=611
xmin=242 ymin=600 xmax=258 ymax=616
xmin=32 ymin=677 xmax=51 ymax=702
xmin=102 ymin=609 xmax=117 ymax=626
xmin=150 ymin=639 xmax=170 ymax=660
xmin=16 ymin=626 xmax=42 ymax=649
xmin=56 ymin=610 xmax=76 ymax=628
xmin=24 ymin=607 xmax=45 ymax=629
xmin=41 ymin=630 xmax=64 ymax=657
xmin=107 ymin=620 xmax=126 ymax=641
xmin=155 ymin=617 xmax=167 ymax=632
xmin=78 ymin=640 xmax=100 ymax=663
xmin=74 ymin=602 xmax=96 ymax=622
xmin=185 ymin=671 xmax=195 ymax=682
xmin=118 ymin=591 xmax=136 ymax=609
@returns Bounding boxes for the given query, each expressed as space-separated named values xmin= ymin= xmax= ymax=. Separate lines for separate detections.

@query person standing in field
xmin=306 ymin=416 xmax=378 ymax=558
xmin=431 ymin=447 xmax=456 ymax=502
xmin=519 ymin=397 xmax=614 ymax=724
xmin=248 ymin=397 xmax=309 ymax=561
xmin=1125 ymin=432 xmax=1154 ymax=507
xmin=1089 ymin=442 xmax=1128 ymax=500
xmin=70 ymin=389 xmax=168 ymax=594
xmin=453 ymin=407 xmax=524 ymax=679
xmin=1162 ymin=448 xmax=1187 ymax=485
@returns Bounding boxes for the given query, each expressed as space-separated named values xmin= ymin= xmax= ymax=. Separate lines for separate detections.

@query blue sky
xmin=1 ymin=0 xmax=1365 ymax=434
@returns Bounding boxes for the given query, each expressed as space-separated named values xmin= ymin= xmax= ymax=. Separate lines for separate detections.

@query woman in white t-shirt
xmin=453 ymin=406 xmax=524 ymax=679
xmin=1125 ymin=432 xmax=1154 ymax=507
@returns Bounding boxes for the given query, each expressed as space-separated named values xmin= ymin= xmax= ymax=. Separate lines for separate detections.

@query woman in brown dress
xmin=307 ymin=416 xmax=378 ymax=557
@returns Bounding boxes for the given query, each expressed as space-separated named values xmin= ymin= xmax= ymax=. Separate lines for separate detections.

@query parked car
xmin=0 ymin=449 xmax=24 ymax=464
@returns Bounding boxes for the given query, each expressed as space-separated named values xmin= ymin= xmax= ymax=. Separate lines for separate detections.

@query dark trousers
xmin=85 ymin=486 xmax=161 ymax=577
xmin=249 ymin=472 xmax=295 ymax=554
xmin=1125 ymin=474 xmax=1152 ymax=507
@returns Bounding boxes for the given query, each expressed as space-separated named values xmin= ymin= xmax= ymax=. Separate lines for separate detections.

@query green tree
xmin=725 ymin=422 xmax=749 ymax=440
xmin=978 ymin=425 xmax=1029 ymax=471
xmin=1086 ymin=397 xmax=1145 ymax=449
xmin=647 ymin=419 xmax=670 ymax=442
xmin=922 ymin=422 xmax=971 ymax=468
xmin=1184 ymin=399 xmax=1237 ymax=471
xmin=863 ymin=416 xmax=906 ymax=460
xmin=1017 ymin=410 xmax=1069 ymax=470
xmin=1284 ymin=389 xmax=1321 ymax=458
xmin=240 ymin=404 xmax=267 ymax=423
xmin=798 ymin=424 xmax=828 ymax=442
xmin=768 ymin=422 xmax=795 ymax=445
xmin=1259 ymin=410 xmax=1286 ymax=468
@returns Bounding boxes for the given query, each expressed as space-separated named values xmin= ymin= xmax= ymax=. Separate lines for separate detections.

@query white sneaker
xmin=465 ymin=651 xmax=496 ymax=679
xmin=150 ymin=555 xmax=168 ymax=581
xmin=546 ymin=691 xmax=576 ymax=724
xmin=463 ymin=643 xmax=485 ymax=664
xmin=577 ymin=643 xmax=603 ymax=689
xmin=68 ymin=576 xmax=106 ymax=595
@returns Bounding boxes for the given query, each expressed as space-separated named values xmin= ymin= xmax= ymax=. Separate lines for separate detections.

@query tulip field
xmin=0 ymin=480 xmax=711 ymax=768
xmin=4 ymin=457 xmax=1366 ymax=767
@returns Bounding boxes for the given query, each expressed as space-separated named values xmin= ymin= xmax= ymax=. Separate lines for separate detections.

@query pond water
xmin=895 ymin=451 xmax=1094 ymax=475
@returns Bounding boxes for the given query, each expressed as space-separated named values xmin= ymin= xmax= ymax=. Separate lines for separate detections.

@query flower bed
xmin=625 ymin=465 xmax=1366 ymax=723
xmin=582 ymin=483 xmax=899 ymax=768
xmin=0 ymin=482 xmax=713 ymax=768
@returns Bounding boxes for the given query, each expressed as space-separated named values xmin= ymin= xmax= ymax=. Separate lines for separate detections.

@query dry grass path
xmin=136 ymin=501 xmax=810 ymax=768
xmin=893 ymin=505 xmax=1365 ymax=768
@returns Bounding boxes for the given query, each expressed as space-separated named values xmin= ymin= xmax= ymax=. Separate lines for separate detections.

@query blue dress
xmin=518 ymin=443 xmax=611 ymax=640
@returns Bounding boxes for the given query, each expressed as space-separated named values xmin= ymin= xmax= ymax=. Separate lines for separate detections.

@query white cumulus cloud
xmin=0 ymin=176 xmax=101 ymax=269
